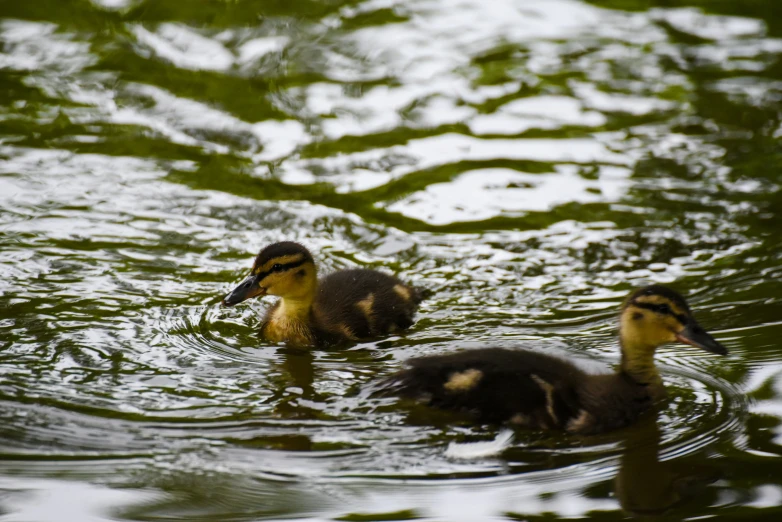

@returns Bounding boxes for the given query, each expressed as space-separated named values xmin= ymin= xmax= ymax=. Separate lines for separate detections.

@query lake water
xmin=1 ymin=0 xmax=782 ymax=520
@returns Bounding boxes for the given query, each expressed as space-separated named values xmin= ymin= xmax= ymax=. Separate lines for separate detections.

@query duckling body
xmin=223 ymin=242 xmax=423 ymax=346
xmin=381 ymin=285 xmax=727 ymax=434
xmin=386 ymin=348 xmax=651 ymax=433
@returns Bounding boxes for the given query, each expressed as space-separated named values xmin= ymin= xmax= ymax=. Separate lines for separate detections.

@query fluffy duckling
xmin=381 ymin=285 xmax=727 ymax=434
xmin=222 ymin=242 xmax=424 ymax=346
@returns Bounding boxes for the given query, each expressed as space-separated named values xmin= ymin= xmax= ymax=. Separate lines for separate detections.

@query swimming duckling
xmin=381 ymin=285 xmax=727 ymax=434
xmin=222 ymin=242 xmax=424 ymax=346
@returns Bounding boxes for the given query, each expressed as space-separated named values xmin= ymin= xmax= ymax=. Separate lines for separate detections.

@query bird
xmin=379 ymin=285 xmax=728 ymax=434
xmin=222 ymin=241 xmax=425 ymax=347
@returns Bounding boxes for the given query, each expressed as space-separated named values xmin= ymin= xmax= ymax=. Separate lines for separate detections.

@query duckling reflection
xmin=223 ymin=242 xmax=425 ymax=347
xmin=272 ymin=348 xmax=319 ymax=416
xmin=615 ymin=416 xmax=720 ymax=516
xmin=280 ymin=348 xmax=317 ymax=398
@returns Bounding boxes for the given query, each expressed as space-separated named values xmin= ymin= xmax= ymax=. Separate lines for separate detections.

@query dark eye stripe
xmin=632 ymin=301 xmax=689 ymax=325
xmin=255 ymin=258 xmax=308 ymax=282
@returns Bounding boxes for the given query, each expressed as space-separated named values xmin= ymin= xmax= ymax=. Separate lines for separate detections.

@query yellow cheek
xmin=264 ymin=274 xmax=292 ymax=295
xmin=655 ymin=322 xmax=678 ymax=344
xmin=661 ymin=328 xmax=677 ymax=344
xmin=636 ymin=318 xmax=676 ymax=345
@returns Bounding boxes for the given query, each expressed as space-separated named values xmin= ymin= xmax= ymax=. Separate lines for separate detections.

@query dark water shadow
xmin=615 ymin=415 xmax=720 ymax=518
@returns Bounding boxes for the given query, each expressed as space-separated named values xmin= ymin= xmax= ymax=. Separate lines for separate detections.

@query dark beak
xmin=676 ymin=322 xmax=727 ymax=355
xmin=222 ymin=274 xmax=265 ymax=307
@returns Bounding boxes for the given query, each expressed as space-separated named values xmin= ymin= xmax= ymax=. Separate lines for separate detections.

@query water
xmin=1 ymin=0 xmax=781 ymax=520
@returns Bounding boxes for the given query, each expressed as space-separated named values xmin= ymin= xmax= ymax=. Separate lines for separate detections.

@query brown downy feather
xmin=310 ymin=269 xmax=424 ymax=344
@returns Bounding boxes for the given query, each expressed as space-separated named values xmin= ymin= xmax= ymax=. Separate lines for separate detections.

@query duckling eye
xmin=656 ymin=303 xmax=672 ymax=315
xmin=272 ymin=263 xmax=283 ymax=272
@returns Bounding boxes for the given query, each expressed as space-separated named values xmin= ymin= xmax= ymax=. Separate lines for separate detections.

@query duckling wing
xmin=381 ymin=348 xmax=589 ymax=428
xmin=313 ymin=269 xmax=423 ymax=341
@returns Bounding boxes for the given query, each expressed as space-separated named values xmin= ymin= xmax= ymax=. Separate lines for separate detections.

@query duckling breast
xmin=262 ymin=301 xmax=316 ymax=346
xmin=572 ymin=374 xmax=654 ymax=433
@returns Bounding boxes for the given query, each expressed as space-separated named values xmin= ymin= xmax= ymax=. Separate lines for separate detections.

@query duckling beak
xmin=676 ymin=322 xmax=727 ymax=355
xmin=222 ymin=274 xmax=266 ymax=307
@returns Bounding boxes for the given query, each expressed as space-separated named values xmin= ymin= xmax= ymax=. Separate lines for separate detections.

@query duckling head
xmin=222 ymin=242 xmax=317 ymax=307
xmin=619 ymin=285 xmax=727 ymax=356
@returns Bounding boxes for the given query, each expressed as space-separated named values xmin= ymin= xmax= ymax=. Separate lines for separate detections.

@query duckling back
xmin=382 ymin=347 xmax=652 ymax=432
xmin=312 ymin=269 xmax=423 ymax=344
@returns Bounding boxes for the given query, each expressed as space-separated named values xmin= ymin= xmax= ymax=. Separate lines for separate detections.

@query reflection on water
xmin=615 ymin=416 xmax=720 ymax=517
xmin=1 ymin=0 xmax=782 ymax=519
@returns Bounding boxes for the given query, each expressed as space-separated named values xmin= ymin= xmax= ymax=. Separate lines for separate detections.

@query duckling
xmin=222 ymin=241 xmax=424 ymax=346
xmin=380 ymin=285 xmax=727 ymax=434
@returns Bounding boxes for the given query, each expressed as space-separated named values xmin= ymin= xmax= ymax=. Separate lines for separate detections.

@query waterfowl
xmin=222 ymin=241 xmax=424 ymax=346
xmin=380 ymin=285 xmax=727 ymax=434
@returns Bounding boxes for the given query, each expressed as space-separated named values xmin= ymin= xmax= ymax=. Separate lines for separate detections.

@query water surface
xmin=1 ymin=0 xmax=782 ymax=520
